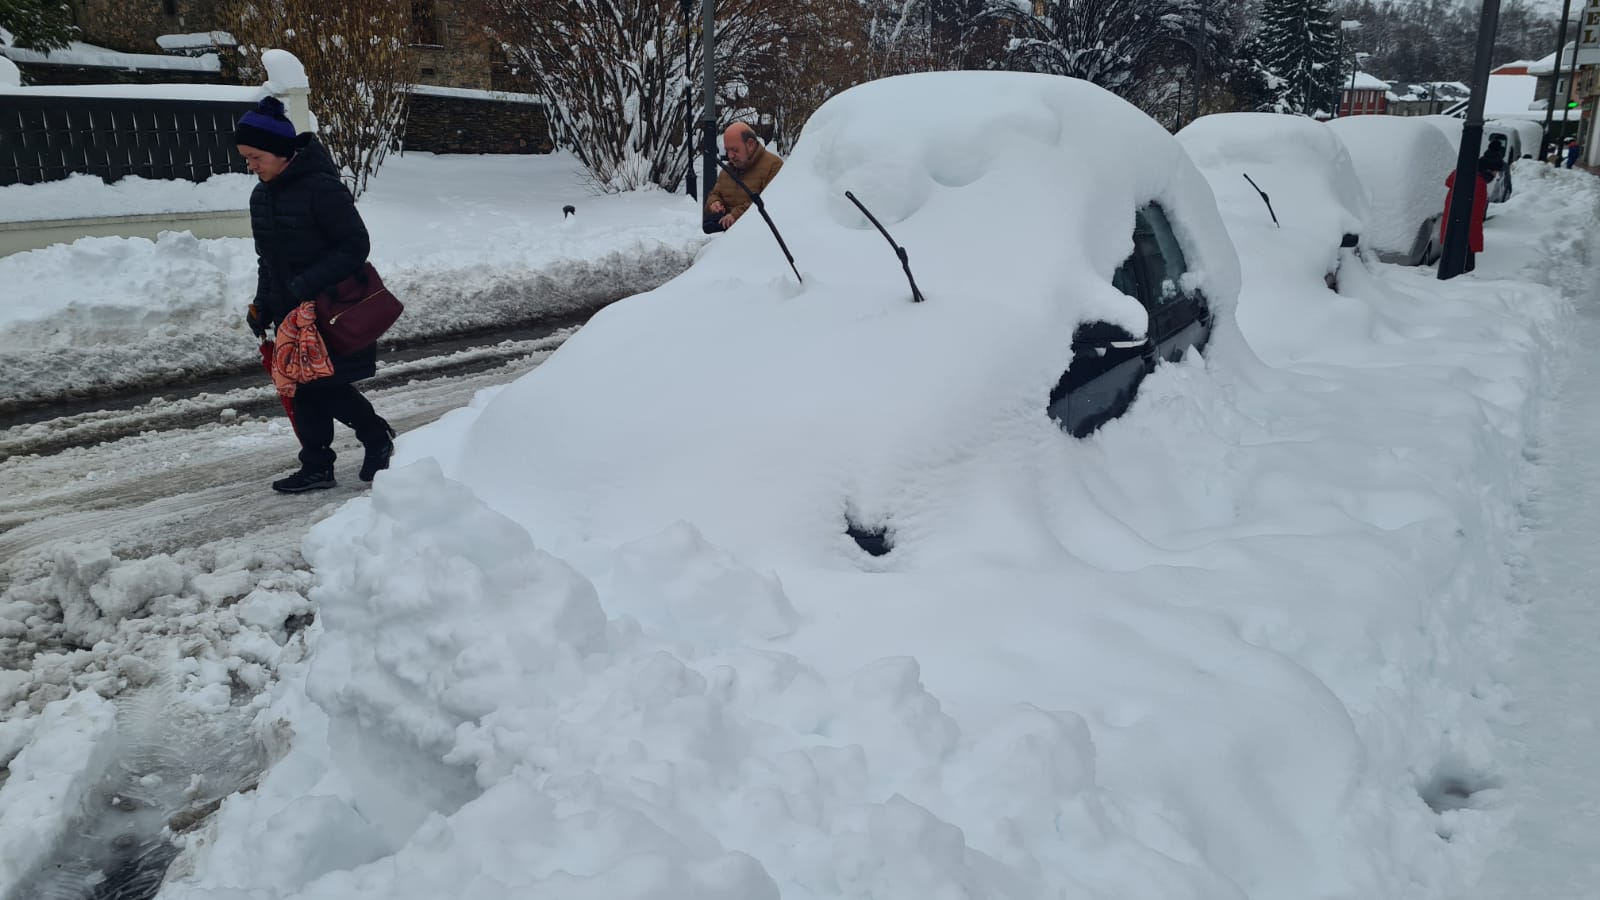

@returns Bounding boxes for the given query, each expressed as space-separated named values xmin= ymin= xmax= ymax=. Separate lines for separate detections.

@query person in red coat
xmin=1440 ymin=158 xmax=1494 ymax=272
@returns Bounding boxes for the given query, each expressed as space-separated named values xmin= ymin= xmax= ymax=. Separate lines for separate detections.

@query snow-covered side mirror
xmin=1072 ymin=320 xmax=1142 ymax=349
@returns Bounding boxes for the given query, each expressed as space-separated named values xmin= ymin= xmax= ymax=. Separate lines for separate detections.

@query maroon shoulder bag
xmin=314 ymin=262 xmax=404 ymax=357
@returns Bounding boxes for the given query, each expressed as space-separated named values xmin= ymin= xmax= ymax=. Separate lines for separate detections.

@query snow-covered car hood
xmin=442 ymin=72 xmax=1240 ymax=566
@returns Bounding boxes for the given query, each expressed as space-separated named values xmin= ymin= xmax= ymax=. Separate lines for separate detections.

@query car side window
xmin=1134 ymin=205 xmax=1189 ymax=305
xmin=1111 ymin=252 xmax=1146 ymax=302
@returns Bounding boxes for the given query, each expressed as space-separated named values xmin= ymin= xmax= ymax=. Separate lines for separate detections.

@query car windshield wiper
xmin=844 ymin=190 xmax=926 ymax=303
xmin=1241 ymin=173 xmax=1280 ymax=227
xmin=715 ymin=157 xmax=802 ymax=284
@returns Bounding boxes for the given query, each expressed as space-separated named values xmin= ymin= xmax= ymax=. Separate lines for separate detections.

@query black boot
xmin=272 ymin=467 xmax=336 ymax=494
xmin=359 ymin=422 xmax=397 ymax=482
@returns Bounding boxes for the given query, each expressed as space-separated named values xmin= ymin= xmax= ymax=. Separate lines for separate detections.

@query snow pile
xmin=1417 ymin=113 xmax=1466 ymax=151
xmin=0 ymin=29 xmax=219 ymax=73
xmin=1328 ymin=115 xmax=1455 ymax=256
xmin=157 ymin=33 xmax=238 ymax=51
xmin=153 ymin=76 xmax=1583 ymax=900
xmin=0 ymin=172 xmax=258 ymax=223
xmin=261 ymin=48 xmax=308 ymax=94
xmin=0 ymin=152 xmax=705 ymax=407
xmin=1 ymin=540 xmax=312 ymax=716
xmin=0 ymin=691 xmax=118 ymax=896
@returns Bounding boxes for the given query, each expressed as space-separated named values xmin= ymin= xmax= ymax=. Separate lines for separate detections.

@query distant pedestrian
xmin=704 ymin=123 xmax=784 ymax=234
xmin=236 ymin=96 xmax=396 ymax=494
xmin=1440 ymin=158 xmax=1493 ymax=273
xmin=1565 ymin=137 xmax=1584 ymax=169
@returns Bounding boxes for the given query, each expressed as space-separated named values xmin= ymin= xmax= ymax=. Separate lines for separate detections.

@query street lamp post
xmin=699 ymin=0 xmax=716 ymax=208
xmin=1564 ymin=32 xmax=1583 ymax=156
xmin=679 ymin=0 xmax=696 ymax=198
xmin=1539 ymin=5 xmax=1575 ymax=155
xmin=1439 ymin=0 xmax=1503 ymax=279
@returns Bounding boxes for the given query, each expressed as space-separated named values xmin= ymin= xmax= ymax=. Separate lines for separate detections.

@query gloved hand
xmin=246 ymin=303 xmax=267 ymax=339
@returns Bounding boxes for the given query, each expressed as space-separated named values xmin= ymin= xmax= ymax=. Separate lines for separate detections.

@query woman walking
xmin=235 ymin=96 xmax=395 ymax=493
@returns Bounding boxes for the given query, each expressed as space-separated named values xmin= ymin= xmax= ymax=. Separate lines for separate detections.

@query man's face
xmin=238 ymin=145 xmax=290 ymax=182
xmin=727 ymin=133 xmax=756 ymax=168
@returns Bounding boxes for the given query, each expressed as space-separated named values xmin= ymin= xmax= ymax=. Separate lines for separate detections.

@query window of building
xmin=412 ymin=1 xmax=440 ymax=46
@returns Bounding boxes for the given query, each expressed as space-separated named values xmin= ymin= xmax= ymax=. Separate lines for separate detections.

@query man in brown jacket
xmin=705 ymin=123 xmax=784 ymax=233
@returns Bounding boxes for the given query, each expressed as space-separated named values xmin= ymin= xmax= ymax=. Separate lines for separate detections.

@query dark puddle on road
xmin=12 ymin=683 xmax=267 ymax=900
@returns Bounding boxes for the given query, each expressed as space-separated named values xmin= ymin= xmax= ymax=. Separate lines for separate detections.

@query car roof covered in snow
xmin=445 ymin=71 xmax=1241 ymax=564
xmin=1326 ymin=115 xmax=1454 ymax=255
xmin=1178 ymin=112 xmax=1370 ymax=276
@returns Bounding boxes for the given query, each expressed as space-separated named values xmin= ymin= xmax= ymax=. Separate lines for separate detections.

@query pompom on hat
xmin=234 ymin=95 xmax=299 ymax=158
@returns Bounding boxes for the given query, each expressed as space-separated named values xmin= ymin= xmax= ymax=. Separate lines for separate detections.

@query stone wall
xmin=409 ymin=0 xmax=493 ymax=90
xmin=402 ymin=92 xmax=553 ymax=155
xmin=68 ymin=0 xmax=229 ymax=54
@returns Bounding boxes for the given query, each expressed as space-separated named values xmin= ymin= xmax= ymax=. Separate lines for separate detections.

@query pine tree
xmin=1258 ymin=0 xmax=1343 ymax=114
xmin=0 ymin=0 xmax=75 ymax=51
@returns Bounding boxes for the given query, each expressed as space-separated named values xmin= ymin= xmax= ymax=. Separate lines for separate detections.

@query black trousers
xmin=1465 ymin=250 xmax=1476 ymax=272
xmin=292 ymin=380 xmax=387 ymax=469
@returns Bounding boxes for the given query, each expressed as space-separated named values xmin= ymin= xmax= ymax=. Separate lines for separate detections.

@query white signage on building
xmin=1582 ymin=0 xmax=1600 ymax=50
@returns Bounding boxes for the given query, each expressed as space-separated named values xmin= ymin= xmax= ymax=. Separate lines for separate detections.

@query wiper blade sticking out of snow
xmin=1241 ymin=173 xmax=1280 ymax=228
xmin=716 ymin=157 xmax=802 ymax=284
xmin=844 ymin=191 xmax=925 ymax=303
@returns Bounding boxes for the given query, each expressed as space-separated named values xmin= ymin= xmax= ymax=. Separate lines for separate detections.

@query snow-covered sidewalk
xmin=0 ymin=152 xmax=706 ymax=407
xmin=1469 ymin=240 xmax=1600 ymax=896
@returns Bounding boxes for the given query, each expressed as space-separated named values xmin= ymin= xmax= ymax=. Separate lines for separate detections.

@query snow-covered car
xmin=1178 ymin=112 xmax=1370 ymax=289
xmin=1490 ymin=118 xmax=1542 ymax=160
xmin=449 ymin=72 xmax=1239 ymax=559
xmin=1327 ymin=115 xmax=1455 ymax=265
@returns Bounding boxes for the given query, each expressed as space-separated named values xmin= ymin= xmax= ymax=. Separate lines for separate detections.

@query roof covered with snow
xmin=1528 ymin=43 xmax=1600 ymax=75
xmin=1346 ymin=71 xmax=1390 ymax=91
xmin=1483 ymin=74 xmax=1544 ymax=116
xmin=1390 ymin=81 xmax=1471 ymax=102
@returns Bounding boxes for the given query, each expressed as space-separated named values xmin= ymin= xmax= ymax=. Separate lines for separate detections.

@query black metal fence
xmin=0 ymin=94 xmax=256 ymax=187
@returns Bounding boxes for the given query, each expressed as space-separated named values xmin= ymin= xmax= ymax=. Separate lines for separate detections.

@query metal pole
xmin=1348 ymin=54 xmax=1359 ymax=113
xmin=1336 ymin=27 xmax=1345 ymax=117
xmin=1439 ymin=0 xmax=1503 ymax=279
xmin=681 ymin=0 xmax=696 ymax=198
xmin=1193 ymin=0 xmax=1206 ymax=123
xmin=1565 ymin=32 xmax=1582 ymax=152
xmin=1540 ymin=0 xmax=1574 ymax=157
xmin=700 ymin=0 xmax=717 ymax=209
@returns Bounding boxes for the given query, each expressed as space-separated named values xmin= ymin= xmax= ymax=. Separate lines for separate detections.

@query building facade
xmin=1337 ymin=72 xmax=1391 ymax=116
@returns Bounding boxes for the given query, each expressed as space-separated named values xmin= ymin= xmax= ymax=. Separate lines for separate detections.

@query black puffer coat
xmin=250 ymin=135 xmax=376 ymax=384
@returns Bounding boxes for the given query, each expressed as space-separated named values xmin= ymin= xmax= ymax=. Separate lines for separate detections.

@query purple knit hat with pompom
xmin=234 ymin=96 xmax=298 ymax=158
